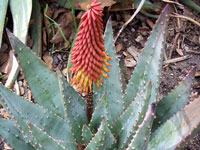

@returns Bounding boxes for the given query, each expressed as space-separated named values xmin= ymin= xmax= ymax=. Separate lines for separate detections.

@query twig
xmin=114 ymin=0 xmax=146 ymax=43
xmin=168 ymin=33 xmax=180 ymax=59
xmin=164 ymin=55 xmax=190 ymax=64
xmin=186 ymin=50 xmax=200 ymax=55
xmin=170 ymin=13 xmax=200 ymax=27
xmin=162 ymin=0 xmax=184 ymax=7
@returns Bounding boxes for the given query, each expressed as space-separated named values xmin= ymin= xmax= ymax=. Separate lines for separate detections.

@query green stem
xmin=44 ymin=4 xmax=70 ymax=47
xmin=69 ymin=1 xmax=78 ymax=32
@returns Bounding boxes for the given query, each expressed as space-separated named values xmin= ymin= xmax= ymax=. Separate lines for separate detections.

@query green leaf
xmin=27 ymin=122 xmax=66 ymax=150
xmin=85 ymin=121 xmax=115 ymax=150
xmin=0 ymin=83 xmax=77 ymax=149
xmin=115 ymin=82 xmax=152 ymax=149
xmin=0 ymin=119 xmax=34 ymax=150
xmin=9 ymin=0 xmax=32 ymax=43
xmin=90 ymin=93 xmax=109 ymax=130
xmin=7 ymin=30 xmax=65 ymax=117
xmin=30 ymin=0 xmax=42 ymax=56
xmin=179 ymin=0 xmax=200 ymax=13
xmin=0 ymin=0 xmax=8 ymax=48
xmin=127 ymin=103 xmax=156 ymax=150
xmin=93 ymin=17 xmax=123 ymax=124
xmin=124 ymin=5 xmax=170 ymax=108
xmin=57 ymin=71 xmax=88 ymax=143
xmin=82 ymin=124 xmax=93 ymax=145
xmin=152 ymin=66 xmax=197 ymax=131
xmin=148 ymin=97 xmax=200 ymax=150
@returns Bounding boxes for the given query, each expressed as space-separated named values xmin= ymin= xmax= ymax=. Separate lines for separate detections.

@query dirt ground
xmin=0 ymin=0 xmax=200 ymax=149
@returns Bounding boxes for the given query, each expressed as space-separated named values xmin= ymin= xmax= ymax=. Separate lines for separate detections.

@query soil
xmin=0 ymin=1 xmax=200 ymax=149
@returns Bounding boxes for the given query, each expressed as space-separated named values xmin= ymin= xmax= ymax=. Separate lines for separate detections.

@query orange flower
xmin=69 ymin=0 xmax=112 ymax=94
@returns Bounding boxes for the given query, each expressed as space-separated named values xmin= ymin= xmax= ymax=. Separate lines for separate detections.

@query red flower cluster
xmin=70 ymin=0 xmax=112 ymax=93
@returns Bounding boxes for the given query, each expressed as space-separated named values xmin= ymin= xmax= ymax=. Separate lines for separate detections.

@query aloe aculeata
xmin=0 ymin=1 xmax=200 ymax=150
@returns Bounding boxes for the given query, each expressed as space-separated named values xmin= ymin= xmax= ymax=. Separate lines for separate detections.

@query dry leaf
xmin=79 ymin=0 xmax=116 ymax=10
xmin=125 ymin=57 xmax=137 ymax=68
xmin=0 ymin=52 xmax=8 ymax=66
xmin=0 ymin=51 xmax=14 ymax=76
xmin=195 ymin=70 xmax=200 ymax=77
xmin=116 ymin=43 xmax=123 ymax=52
xmin=50 ymin=12 xmax=74 ymax=44
xmin=43 ymin=53 xmax=53 ymax=69
xmin=127 ymin=46 xmax=140 ymax=61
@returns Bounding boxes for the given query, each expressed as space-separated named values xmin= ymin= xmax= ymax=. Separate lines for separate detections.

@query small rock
xmin=131 ymin=28 xmax=135 ymax=32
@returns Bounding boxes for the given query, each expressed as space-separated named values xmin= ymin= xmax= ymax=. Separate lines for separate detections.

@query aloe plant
xmin=0 ymin=2 xmax=200 ymax=150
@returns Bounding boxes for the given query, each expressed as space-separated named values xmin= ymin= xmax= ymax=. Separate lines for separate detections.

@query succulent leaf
xmin=115 ymin=82 xmax=152 ymax=149
xmin=90 ymin=93 xmax=109 ymax=130
xmin=82 ymin=124 xmax=93 ymax=145
xmin=27 ymin=122 xmax=67 ymax=150
xmin=124 ymin=4 xmax=170 ymax=108
xmin=0 ymin=83 xmax=77 ymax=149
xmin=126 ymin=103 xmax=156 ymax=150
xmin=0 ymin=0 xmax=8 ymax=48
xmin=30 ymin=0 xmax=42 ymax=56
xmin=7 ymin=29 xmax=65 ymax=118
xmin=85 ymin=121 xmax=115 ymax=150
xmin=93 ymin=17 xmax=123 ymax=124
xmin=148 ymin=97 xmax=200 ymax=149
xmin=0 ymin=119 xmax=34 ymax=150
xmin=57 ymin=71 xmax=88 ymax=143
xmin=152 ymin=66 xmax=197 ymax=131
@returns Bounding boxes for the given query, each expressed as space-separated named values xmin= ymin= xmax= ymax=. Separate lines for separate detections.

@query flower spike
xmin=69 ymin=0 xmax=112 ymax=94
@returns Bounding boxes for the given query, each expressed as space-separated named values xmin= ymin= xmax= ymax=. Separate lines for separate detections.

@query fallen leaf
xmin=50 ymin=11 xmax=74 ymax=44
xmin=79 ymin=0 xmax=116 ymax=10
xmin=0 ymin=52 xmax=8 ymax=66
xmin=195 ymin=70 xmax=200 ymax=77
xmin=127 ymin=46 xmax=140 ymax=61
xmin=43 ymin=53 xmax=53 ymax=69
xmin=53 ymin=8 xmax=66 ymax=19
xmin=116 ymin=43 xmax=123 ymax=52
xmin=125 ymin=57 xmax=137 ymax=68
xmin=108 ymin=1 xmax=134 ymax=11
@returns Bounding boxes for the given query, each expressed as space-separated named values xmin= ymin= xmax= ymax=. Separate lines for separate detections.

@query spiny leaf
xmin=0 ymin=119 xmax=34 ymax=150
xmin=126 ymin=103 xmax=156 ymax=150
xmin=9 ymin=0 xmax=32 ymax=43
xmin=116 ymin=82 xmax=152 ymax=149
xmin=152 ymin=66 xmax=197 ymax=131
xmin=124 ymin=4 xmax=170 ymax=108
xmin=0 ymin=83 xmax=77 ymax=149
xmin=27 ymin=122 xmax=66 ymax=150
xmin=93 ymin=17 xmax=123 ymax=124
xmin=7 ymin=29 xmax=65 ymax=118
xmin=57 ymin=71 xmax=88 ymax=144
xmin=0 ymin=0 xmax=8 ymax=48
xmin=82 ymin=124 xmax=93 ymax=145
xmin=85 ymin=121 xmax=115 ymax=150
xmin=90 ymin=93 xmax=109 ymax=130
xmin=148 ymin=97 xmax=200 ymax=150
